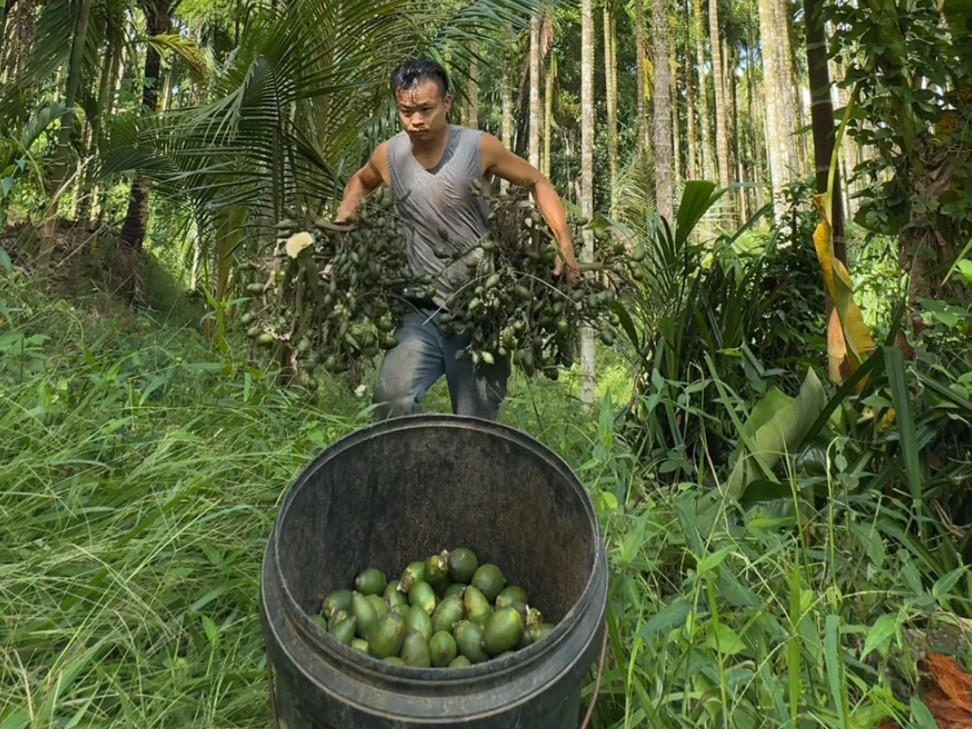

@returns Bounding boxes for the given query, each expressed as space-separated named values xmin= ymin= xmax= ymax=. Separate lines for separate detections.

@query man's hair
xmin=391 ymin=59 xmax=449 ymax=99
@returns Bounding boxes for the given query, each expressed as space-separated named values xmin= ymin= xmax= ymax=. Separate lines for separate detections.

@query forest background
xmin=2 ymin=0 xmax=972 ymax=727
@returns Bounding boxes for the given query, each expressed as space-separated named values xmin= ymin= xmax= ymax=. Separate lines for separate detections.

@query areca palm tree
xmin=1 ymin=0 xmax=208 ymax=267
xmin=118 ymin=0 xmax=182 ymax=254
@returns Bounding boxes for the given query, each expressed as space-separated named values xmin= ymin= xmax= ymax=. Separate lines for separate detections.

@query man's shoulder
xmin=384 ymin=130 xmax=409 ymax=150
xmin=451 ymin=124 xmax=485 ymax=142
xmin=381 ymin=131 xmax=408 ymax=170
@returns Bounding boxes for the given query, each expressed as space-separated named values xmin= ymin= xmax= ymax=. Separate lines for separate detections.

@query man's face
xmin=396 ymin=79 xmax=451 ymax=142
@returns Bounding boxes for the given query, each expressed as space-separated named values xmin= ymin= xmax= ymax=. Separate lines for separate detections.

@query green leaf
xmin=884 ymin=346 xmax=921 ymax=504
xmin=804 ymin=350 xmax=886 ymax=443
xmin=850 ymin=523 xmax=886 ymax=569
xmin=0 ymin=247 xmax=11 ymax=274
xmin=849 ymin=704 xmax=892 ymax=729
xmin=825 ymin=614 xmax=850 ymax=726
xmin=917 ymin=370 xmax=972 ymax=418
xmin=594 ymin=490 xmax=619 ymax=514
xmin=0 ymin=709 xmax=31 ymax=729
xmin=143 ymin=33 xmax=210 ymax=85
xmin=956 ymin=259 xmax=972 ymax=284
xmin=932 ymin=566 xmax=967 ymax=600
xmin=674 ymin=180 xmax=723 ymax=248
xmin=696 ymin=546 xmax=734 ymax=577
xmin=19 ymin=103 xmax=67 ymax=150
xmin=183 ymin=362 xmax=230 ymax=373
xmin=941 ymin=239 xmax=972 ymax=285
xmin=706 ymin=623 xmax=746 ymax=656
xmin=787 ymin=568 xmax=802 ymax=726
xmin=910 ymin=696 xmax=938 ymax=729
xmin=611 ymin=300 xmax=641 ymax=354
xmin=641 ymin=598 xmax=692 ymax=635
xmin=202 ymin=615 xmax=220 ymax=648
xmin=725 ymin=367 xmax=827 ymax=500
xmin=862 ymin=613 xmax=899 ymax=659
xmin=740 ymin=479 xmax=793 ymax=509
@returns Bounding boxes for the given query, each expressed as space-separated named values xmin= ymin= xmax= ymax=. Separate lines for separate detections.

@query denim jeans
xmin=374 ymin=309 xmax=510 ymax=420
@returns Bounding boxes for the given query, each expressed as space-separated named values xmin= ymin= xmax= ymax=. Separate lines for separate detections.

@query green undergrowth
xmin=2 ymin=272 xmax=970 ymax=729
xmin=0 ymin=272 xmax=621 ymax=728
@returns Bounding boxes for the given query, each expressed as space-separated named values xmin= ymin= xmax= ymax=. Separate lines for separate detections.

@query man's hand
xmin=553 ymin=255 xmax=579 ymax=285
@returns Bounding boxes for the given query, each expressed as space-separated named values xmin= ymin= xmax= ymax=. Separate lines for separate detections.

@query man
xmin=335 ymin=58 xmax=578 ymax=420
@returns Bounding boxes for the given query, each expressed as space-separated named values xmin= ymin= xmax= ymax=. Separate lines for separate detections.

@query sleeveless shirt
xmin=386 ymin=125 xmax=490 ymax=308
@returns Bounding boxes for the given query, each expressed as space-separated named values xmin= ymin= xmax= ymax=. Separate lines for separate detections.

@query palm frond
xmin=20 ymin=104 xmax=68 ymax=150
xmin=615 ymin=149 xmax=657 ymax=236
xmin=144 ymin=33 xmax=211 ymax=85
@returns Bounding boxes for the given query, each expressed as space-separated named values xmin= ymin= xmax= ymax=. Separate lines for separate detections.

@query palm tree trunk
xmin=0 ymin=0 xmax=17 ymax=71
xmin=38 ymin=0 xmax=93 ymax=266
xmin=160 ymin=67 xmax=174 ymax=113
xmin=466 ymin=42 xmax=480 ymax=128
xmin=501 ymin=33 xmax=514 ymax=192
xmin=543 ymin=53 xmax=555 ymax=178
xmin=692 ymin=0 xmax=712 ymax=181
xmin=5 ymin=0 xmax=34 ymax=87
xmin=91 ymin=42 xmax=121 ymax=225
xmin=745 ymin=16 xmax=766 ymax=211
xmin=804 ymin=0 xmax=844 ymax=262
xmin=729 ymin=58 xmax=749 ymax=221
xmin=728 ymin=46 xmax=747 ymax=219
xmin=670 ymin=23 xmax=681 ymax=189
xmin=654 ymin=0 xmax=673 ymax=222
xmin=783 ymin=0 xmax=809 ymax=174
xmin=709 ymin=0 xmax=730 ymax=190
xmin=830 ymin=53 xmax=856 ymax=221
xmin=79 ymin=40 xmax=118 ymax=224
xmin=604 ymin=4 xmax=619 ymax=216
xmin=757 ymin=79 xmax=772 ymax=210
xmin=684 ymin=0 xmax=697 ymax=181
xmin=119 ymin=0 xmax=172 ymax=253
xmin=757 ymin=0 xmax=785 ymax=217
xmin=579 ymin=0 xmax=596 ymax=405
xmin=774 ymin=0 xmax=798 ymax=177
xmin=635 ymin=0 xmax=648 ymax=154
xmin=529 ymin=16 xmax=542 ymax=169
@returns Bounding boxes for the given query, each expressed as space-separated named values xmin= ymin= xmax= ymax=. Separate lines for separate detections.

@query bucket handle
xmin=266 ymin=624 xmax=609 ymax=729
xmin=580 ymin=620 xmax=610 ymax=729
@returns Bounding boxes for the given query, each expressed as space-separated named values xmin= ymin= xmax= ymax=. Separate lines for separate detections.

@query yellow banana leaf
xmin=812 ymin=193 xmax=876 ymax=387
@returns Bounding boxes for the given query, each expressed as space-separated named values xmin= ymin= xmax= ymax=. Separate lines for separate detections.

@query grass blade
xmin=883 ymin=346 xmax=922 ymax=505
xmin=824 ymin=614 xmax=850 ymax=729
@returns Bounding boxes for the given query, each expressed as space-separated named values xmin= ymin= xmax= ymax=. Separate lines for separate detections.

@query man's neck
xmin=410 ymin=127 xmax=451 ymax=167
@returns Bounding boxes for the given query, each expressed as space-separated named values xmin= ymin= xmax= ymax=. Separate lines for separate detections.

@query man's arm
xmin=335 ymin=144 xmax=390 ymax=223
xmin=480 ymin=133 xmax=579 ymax=281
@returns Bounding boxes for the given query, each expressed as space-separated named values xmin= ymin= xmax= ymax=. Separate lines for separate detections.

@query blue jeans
xmin=374 ymin=309 xmax=510 ymax=420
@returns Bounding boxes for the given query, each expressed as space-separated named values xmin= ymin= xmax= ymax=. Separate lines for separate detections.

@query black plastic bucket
xmin=260 ymin=414 xmax=608 ymax=729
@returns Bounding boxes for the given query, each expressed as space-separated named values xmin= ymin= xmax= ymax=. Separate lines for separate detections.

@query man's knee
xmin=451 ymin=358 xmax=509 ymax=420
xmin=373 ymin=378 xmax=417 ymax=417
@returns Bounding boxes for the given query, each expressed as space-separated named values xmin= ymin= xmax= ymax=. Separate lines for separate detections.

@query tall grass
xmin=2 ymin=272 xmax=969 ymax=729
xmin=0 ymin=278 xmax=361 ymax=728
xmin=0 ymin=273 xmax=615 ymax=728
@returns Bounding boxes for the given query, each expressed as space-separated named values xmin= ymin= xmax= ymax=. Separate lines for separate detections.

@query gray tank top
xmin=387 ymin=124 xmax=489 ymax=308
